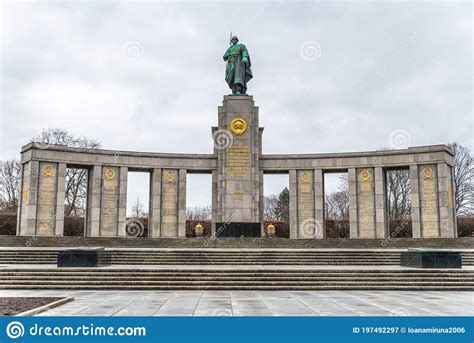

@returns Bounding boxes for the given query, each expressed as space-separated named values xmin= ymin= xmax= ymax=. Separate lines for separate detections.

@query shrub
xmin=457 ymin=216 xmax=474 ymax=237
xmin=325 ymin=219 xmax=349 ymax=238
xmin=0 ymin=212 xmax=16 ymax=235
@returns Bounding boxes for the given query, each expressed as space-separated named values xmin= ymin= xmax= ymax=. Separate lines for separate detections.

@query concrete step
xmin=1 ymin=285 xmax=472 ymax=290
xmin=0 ymin=249 xmax=472 ymax=265
xmin=0 ymin=268 xmax=472 ymax=290
xmin=3 ymin=282 xmax=471 ymax=288
xmin=1 ymin=263 xmax=472 ymax=266
xmin=2 ymin=271 xmax=471 ymax=276
xmin=1 ymin=236 xmax=473 ymax=248
xmin=2 ymin=277 xmax=472 ymax=282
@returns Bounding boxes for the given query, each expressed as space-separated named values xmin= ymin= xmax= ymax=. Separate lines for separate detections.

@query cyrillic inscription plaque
xmin=161 ymin=170 xmax=178 ymax=237
xmin=101 ymin=167 xmax=119 ymax=235
xmin=358 ymin=169 xmax=375 ymax=235
xmin=420 ymin=166 xmax=438 ymax=236
xmin=36 ymin=163 xmax=57 ymax=235
xmin=227 ymin=145 xmax=250 ymax=177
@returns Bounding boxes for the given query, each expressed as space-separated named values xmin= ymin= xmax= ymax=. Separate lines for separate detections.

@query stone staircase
xmin=0 ymin=268 xmax=472 ymax=290
xmin=1 ymin=235 xmax=473 ymax=248
xmin=0 ymin=249 xmax=473 ymax=265
xmin=2 ymin=235 xmax=472 ymax=291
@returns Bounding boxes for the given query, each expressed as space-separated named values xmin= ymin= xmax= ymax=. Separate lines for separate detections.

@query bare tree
xmin=325 ymin=190 xmax=349 ymax=220
xmin=131 ymin=197 xmax=145 ymax=217
xmin=0 ymin=159 xmax=21 ymax=211
xmin=325 ymin=174 xmax=349 ymax=220
xmin=186 ymin=206 xmax=212 ymax=220
xmin=386 ymin=169 xmax=411 ymax=220
xmin=32 ymin=128 xmax=101 ymax=149
xmin=64 ymin=168 xmax=90 ymax=216
xmin=276 ymin=187 xmax=289 ymax=222
xmin=32 ymin=128 xmax=101 ymax=216
xmin=263 ymin=194 xmax=280 ymax=221
xmin=448 ymin=142 xmax=473 ymax=215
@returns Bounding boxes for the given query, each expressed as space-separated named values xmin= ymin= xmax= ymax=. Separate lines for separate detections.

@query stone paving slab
xmin=0 ymin=290 xmax=471 ymax=317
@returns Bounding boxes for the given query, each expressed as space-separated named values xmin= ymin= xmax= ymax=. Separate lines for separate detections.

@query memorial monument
xmin=15 ymin=37 xmax=458 ymax=240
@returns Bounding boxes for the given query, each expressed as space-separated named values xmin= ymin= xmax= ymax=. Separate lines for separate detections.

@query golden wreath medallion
xmin=300 ymin=172 xmax=311 ymax=184
xmin=104 ymin=168 xmax=115 ymax=180
xmin=230 ymin=118 xmax=247 ymax=135
xmin=360 ymin=169 xmax=371 ymax=182
xmin=422 ymin=167 xmax=433 ymax=180
xmin=165 ymin=171 xmax=175 ymax=183
xmin=43 ymin=164 xmax=55 ymax=177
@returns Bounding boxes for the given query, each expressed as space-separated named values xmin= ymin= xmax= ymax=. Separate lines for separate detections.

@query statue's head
xmin=230 ymin=36 xmax=239 ymax=45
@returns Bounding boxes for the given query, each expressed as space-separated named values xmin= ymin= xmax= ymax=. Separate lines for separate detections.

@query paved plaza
xmin=3 ymin=290 xmax=472 ymax=317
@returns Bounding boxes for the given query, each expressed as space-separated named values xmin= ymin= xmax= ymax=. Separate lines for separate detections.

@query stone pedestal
xmin=57 ymin=247 xmax=111 ymax=267
xmin=400 ymin=249 xmax=461 ymax=269
xmin=212 ymin=95 xmax=263 ymax=236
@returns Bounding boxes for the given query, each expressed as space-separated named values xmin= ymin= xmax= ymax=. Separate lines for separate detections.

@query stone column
xmin=211 ymin=169 xmax=218 ymax=236
xmin=161 ymin=169 xmax=179 ymax=237
xmin=296 ymin=170 xmax=316 ymax=239
xmin=178 ymin=169 xmax=187 ymax=238
xmin=289 ymin=169 xmax=298 ymax=239
xmin=409 ymin=165 xmax=421 ymax=238
xmin=437 ymin=163 xmax=455 ymax=237
xmin=356 ymin=168 xmax=376 ymax=238
xmin=418 ymin=164 xmax=440 ymax=237
xmin=36 ymin=162 xmax=59 ymax=235
xmin=16 ymin=164 xmax=24 ymax=235
xmin=374 ymin=167 xmax=386 ymax=239
xmin=19 ymin=160 xmax=39 ymax=236
xmin=87 ymin=165 xmax=101 ymax=237
xmin=54 ymin=163 xmax=66 ymax=236
xmin=149 ymin=168 xmax=162 ymax=237
xmin=117 ymin=167 xmax=128 ymax=237
xmin=348 ymin=168 xmax=358 ymax=238
xmin=259 ymin=170 xmax=264 ymax=236
xmin=100 ymin=166 xmax=120 ymax=236
xmin=313 ymin=169 xmax=324 ymax=239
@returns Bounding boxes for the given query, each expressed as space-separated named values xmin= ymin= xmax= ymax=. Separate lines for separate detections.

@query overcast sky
xmin=1 ymin=1 xmax=472 ymax=213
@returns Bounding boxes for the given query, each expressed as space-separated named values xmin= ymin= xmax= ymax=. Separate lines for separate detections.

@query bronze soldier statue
xmin=223 ymin=36 xmax=253 ymax=95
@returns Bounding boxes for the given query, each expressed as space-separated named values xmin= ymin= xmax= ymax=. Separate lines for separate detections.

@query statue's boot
xmin=234 ymin=84 xmax=243 ymax=95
